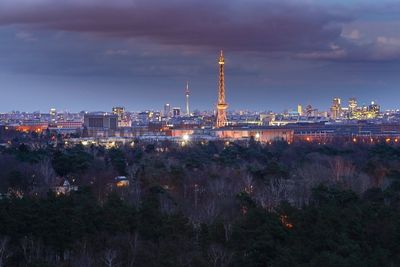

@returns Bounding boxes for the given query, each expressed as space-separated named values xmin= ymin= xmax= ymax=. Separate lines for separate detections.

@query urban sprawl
xmin=1 ymin=51 xmax=400 ymax=146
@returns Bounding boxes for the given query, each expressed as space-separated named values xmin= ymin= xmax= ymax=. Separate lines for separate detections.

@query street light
xmin=182 ymin=134 xmax=190 ymax=141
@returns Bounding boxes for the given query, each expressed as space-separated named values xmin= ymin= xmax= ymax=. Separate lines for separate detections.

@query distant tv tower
xmin=185 ymin=81 xmax=190 ymax=116
xmin=216 ymin=50 xmax=228 ymax=128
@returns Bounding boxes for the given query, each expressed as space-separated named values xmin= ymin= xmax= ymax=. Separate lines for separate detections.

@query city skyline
xmin=0 ymin=95 xmax=391 ymax=114
xmin=1 ymin=0 xmax=400 ymax=112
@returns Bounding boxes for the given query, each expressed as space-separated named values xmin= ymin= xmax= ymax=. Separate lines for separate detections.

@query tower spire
xmin=216 ymin=50 xmax=228 ymax=128
xmin=185 ymin=81 xmax=190 ymax=116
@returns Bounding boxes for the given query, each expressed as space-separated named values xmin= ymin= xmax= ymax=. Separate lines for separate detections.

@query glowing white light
xmin=182 ymin=134 xmax=190 ymax=141
xmin=255 ymin=133 xmax=260 ymax=139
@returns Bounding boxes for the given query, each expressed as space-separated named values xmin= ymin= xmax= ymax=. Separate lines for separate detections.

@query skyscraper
xmin=297 ymin=104 xmax=303 ymax=116
xmin=112 ymin=106 xmax=131 ymax=127
xmin=369 ymin=101 xmax=380 ymax=116
xmin=216 ymin=50 xmax=228 ymax=128
xmin=330 ymin=98 xmax=342 ymax=120
xmin=173 ymin=107 xmax=181 ymax=117
xmin=50 ymin=108 xmax=57 ymax=123
xmin=112 ymin=106 xmax=125 ymax=121
xmin=348 ymin=98 xmax=357 ymax=113
xmin=185 ymin=81 xmax=190 ymax=116
xmin=164 ymin=103 xmax=171 ymax=118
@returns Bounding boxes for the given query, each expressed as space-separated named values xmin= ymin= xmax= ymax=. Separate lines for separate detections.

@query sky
xmin=0 ymin=0 xmax=400 ymax=113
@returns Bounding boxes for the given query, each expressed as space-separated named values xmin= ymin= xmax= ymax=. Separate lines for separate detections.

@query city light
xmin=182 ymin=134 xmax=190 ymax=142
xmin=0 ymin=2 xmax=399 ymax=266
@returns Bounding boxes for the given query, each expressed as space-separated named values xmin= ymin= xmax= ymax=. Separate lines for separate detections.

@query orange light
xmin=116 ymin=180 xmax=129 ymax=187
xmin=280 ymin=215 xmax=294 ymax=229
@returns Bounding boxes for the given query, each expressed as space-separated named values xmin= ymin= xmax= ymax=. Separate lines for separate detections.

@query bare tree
xmin=71 ymin=240 xmax=92 ymax=267
xmin=103 ymin=249 xmax=117 ymax=267
xmin=297 ymin=162 xmax=331 ymax=185
xmin=128 ymin=231 xmax=139 ymax=267
xmin=255 ymin=178 xmax=290 ymax=211
xmin=38 ymin=157 xmax=56 ymax=186
xmin=208 ymin=244 xmax=233 ymax=267
xmin=329 ymin=156 xmax=356 ymax=184
xmin=199 ymin=198 xmax=220 ymax=224
xmin=20 ymin=236 xmax=43 ymax=266
xmin=294 ymin=162 xmax=332 ymax=206
xmin=128 ymin=177 xmax=142 ymax=208
xmin=0 ymin=237 xmax=10 ymax=267
xmin=223 ymin=222 xmax=232 ymax=242
xmin=159 ymin=193 xmax=177 ymax=215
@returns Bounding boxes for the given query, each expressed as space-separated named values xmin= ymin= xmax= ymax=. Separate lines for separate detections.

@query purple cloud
xmin=0 ymin=0 xmax=352 ymax=56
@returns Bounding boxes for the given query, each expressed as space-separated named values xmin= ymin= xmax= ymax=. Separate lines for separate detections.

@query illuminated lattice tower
xmin=216 ymin=50 xmax=228 ymax=128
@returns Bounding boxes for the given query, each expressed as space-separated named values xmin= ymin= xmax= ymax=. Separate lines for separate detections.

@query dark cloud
xmin=1 ymin=0 xmax=400 ymax=112
xmin=3 ymin=0 xmax=400 ymax=62
xmin=0 ymin=0 xmax=352 ymax=55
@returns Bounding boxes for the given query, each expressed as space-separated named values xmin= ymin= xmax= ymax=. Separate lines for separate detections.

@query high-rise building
xmin=84 ymin=113 xmax=118 ymax=130
xmin=330 ymin=98 xmax=342 ymax=120
xmin=173 ymin=107 xmax=181 ymax=117
xmin=349 ymin=100 xmax=380 ymax=120
xmin=164 ymin=103 xmax=171 ymax=118
xmin=112 ymin=106 xmax=131 ymax=127
xmin=83 ymin=113 xmax=118 ymax=137
xmin=297 ymin=104 xmax=303 ymax=116
xmin=216 ymin=50 xmax=228 ymax=128
xmin=112 ymin=107 xmax=125 ymax=120
xmin=306 ymin=104 xmax=314 ymax=117
xmin=50 ymin=108 xmax=57 ymax=122
xmin=369 ymin=101 xmax=380 ymax=115
xmin=185 ymin=81 xmax=190 ymax=116
xmin=348 ymin=98 xmax=357 ymax=114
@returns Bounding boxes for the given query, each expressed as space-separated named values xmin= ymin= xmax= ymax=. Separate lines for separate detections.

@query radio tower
xmin=185 ymin=81 xmax=190 ymax=116
xmin=216 ymin=50 xmax=228 ymax=128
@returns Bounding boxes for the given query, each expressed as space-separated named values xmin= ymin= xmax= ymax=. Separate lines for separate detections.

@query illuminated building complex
xmin=348 ymin=98 xmax=357 ymax=113
xmin=83 ymin=113 xmax=118 ymax=137
xmin=112 ymin=107 xmax=125 ymax=120
xmin=349 ymin=101 xmax=381 ymax=120
xmin=216 ymin=50 xmax=228 ymax=128
xmin=112 ymin=106 xmax=131 ymax=127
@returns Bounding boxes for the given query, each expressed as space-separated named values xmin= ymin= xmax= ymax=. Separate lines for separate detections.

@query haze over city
xmin=1 ymin=0 xmax=400 ymax=112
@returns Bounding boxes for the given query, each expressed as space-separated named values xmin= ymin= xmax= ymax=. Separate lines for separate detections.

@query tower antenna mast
xmin=216 ymin=50 xmax=228 ymax=128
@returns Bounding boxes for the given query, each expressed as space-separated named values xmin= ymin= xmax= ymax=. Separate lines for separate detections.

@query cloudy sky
xmin=0 ymin=0 xmax=400 ymax=112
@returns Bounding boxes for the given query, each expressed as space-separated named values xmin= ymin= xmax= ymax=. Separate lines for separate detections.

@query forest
xmin=0 ymin=132 xmax=400 ymax=266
